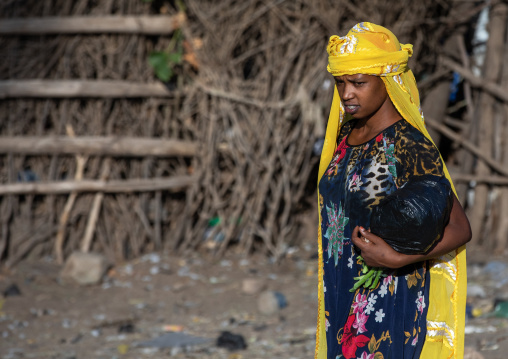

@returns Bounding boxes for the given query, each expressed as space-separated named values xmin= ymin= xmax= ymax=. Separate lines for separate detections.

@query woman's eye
xmin=353 ymin=82 xmax=364 ymax=86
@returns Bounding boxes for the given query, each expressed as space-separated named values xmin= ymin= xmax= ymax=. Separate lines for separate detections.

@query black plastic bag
xmin=216 ymin=331 xmax=247 ymax=351
xmin=370 ymin=175 xmax=453 ymax=254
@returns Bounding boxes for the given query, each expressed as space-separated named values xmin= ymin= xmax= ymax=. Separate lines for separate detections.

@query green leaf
xmin=149 ymin=52 xmax=172 ymax=82
xmin=168 ymin=52 xmax=182 ymax=64
xmin=149 ymin=51 xmax=169 ymax=68
xmin=158 ymin=66 xmax=173 ymax=82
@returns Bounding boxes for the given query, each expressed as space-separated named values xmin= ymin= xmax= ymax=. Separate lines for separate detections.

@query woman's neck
xmin=347 ymin=96 xmax=401 ymax=145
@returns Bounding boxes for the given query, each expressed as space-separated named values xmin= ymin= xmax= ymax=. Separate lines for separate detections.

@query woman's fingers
xmin=351 ymin=226 xmax=403 ymax=268
xmin=351 ymin=226 xmax=374 ymax=254
xmin=351 ymin=226 xmax=365 ymax=247
xmin=359 ymin=226 xmax=376 ymax=243
xmin=352 ymin=226 xmax=376 ymax=245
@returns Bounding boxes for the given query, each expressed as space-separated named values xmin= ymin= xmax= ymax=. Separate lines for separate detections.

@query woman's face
xmin=334 ymin=74 xmax=391 ymax=120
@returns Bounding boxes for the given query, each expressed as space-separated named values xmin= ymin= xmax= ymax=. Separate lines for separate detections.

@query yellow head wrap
xmin=315 ymin=22 xmax=467 ymax=359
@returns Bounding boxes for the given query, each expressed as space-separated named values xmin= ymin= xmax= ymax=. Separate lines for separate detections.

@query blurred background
xmin=0 ymin=0 xmax=507 ymax=358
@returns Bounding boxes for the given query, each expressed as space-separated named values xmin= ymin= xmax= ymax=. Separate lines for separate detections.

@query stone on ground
xmin=59 ymin=252 xmax=109 ymax=285
xmin=257 ymin=290 xmax=287 ymax=315
xmin=241 ymin=278 xmax=266 ymax=295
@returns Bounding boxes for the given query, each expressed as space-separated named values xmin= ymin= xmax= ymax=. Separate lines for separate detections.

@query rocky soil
xmin=1 ymin=246 xmax=507 ymax=359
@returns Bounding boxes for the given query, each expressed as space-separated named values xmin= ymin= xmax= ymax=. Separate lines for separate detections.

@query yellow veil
xmin=315 ymin=22 xmax=467 ymax=359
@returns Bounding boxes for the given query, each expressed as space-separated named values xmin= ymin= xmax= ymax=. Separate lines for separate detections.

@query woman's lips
xmin=344 ymin=104 xmax=359 ymax=114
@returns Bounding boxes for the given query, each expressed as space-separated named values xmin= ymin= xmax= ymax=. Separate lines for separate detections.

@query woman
xmin=315 ymin=23 xmax=471 ymax=359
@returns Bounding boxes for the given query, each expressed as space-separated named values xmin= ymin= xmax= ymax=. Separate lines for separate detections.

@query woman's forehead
xmin=334 ymin=74 xmax=374 ymax=81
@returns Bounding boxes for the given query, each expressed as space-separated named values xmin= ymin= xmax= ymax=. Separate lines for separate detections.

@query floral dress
xmin=318 ymin=119 xmax=447 ymax=359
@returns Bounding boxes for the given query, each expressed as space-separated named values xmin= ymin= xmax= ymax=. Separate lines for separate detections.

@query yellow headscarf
xmin=315 ymin=22 xmax=467 ymax=359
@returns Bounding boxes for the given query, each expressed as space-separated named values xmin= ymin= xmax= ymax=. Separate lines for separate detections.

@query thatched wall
xmin=1 ymin=0 xmax=507 ymax=266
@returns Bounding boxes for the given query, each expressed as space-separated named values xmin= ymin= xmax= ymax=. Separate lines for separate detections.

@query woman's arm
xmin=351 ymin=194 xmax=471 ymax=269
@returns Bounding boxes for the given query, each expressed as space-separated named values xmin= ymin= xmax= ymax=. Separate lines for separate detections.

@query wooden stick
xmin=0 ymin=14 xmax=185 ymax=35
xmin=425 ymin=117 xmax=508 ymax=176
xmin=466 ymin=3 xmax=507 ymax=246
xmin=495 ymin=21 xmax=508 ymax=253
xmin=154 ymin=191 xmax=162 ymax=250
xmin=0 ymin=136 xmax=197 ymax=157
xmin=54 ymin=150 xmax=88 ymax=263
xmin=54 ymin=121 xmax=87 ymax=264
xmin=0 ymin=80 xmax=179 ymax=98
xmin=196 ymin=81 xmax=294 ymax=109
xmin=0 ymin=176 xmax=195 ymax=195
xmin=455 ymin=35 xmax=477 ymax=203
xmin=0 ymin=193 xmax=13 ymax=260
xmin=81 ymin=159 xmax=111 ymax=253
xmin=449 ymin=173 xmax=508 ymax=185
xmin=134 ymin=203 xmax=154 ymax=240
xmin=441 ymin=57 xmax=508 ymax=103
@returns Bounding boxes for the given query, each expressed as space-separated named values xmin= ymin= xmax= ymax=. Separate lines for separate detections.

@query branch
xmin=450 ymin=173 xmax=508 ymax=185
xmin=196 ymin=81 xmax=295 ymax=109
xmin=0 ymin=176 xmax=195 ymax=195
xmin=81 ymin=159 xmax=111 ymax=253
xmin=0 ymin=14 xmax=185 ymax=35
xmin=55 ymin=124 xmax=88 ymax=264
xmin=440 ymin=57 xmax=508 ymax=103
xmin=0 ymin=80 xmax=180 ymax=98
xmin=0 ymin=136 xmax=197 ymax=157
xmin=425 ymin=117 xmax=508 ymax=176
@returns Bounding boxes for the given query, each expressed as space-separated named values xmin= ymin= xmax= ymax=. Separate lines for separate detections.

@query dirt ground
xmin=1 ymin=246 xmax=508 ymax=359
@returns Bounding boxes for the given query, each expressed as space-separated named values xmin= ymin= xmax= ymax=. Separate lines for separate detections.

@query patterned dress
xmin=318 ymin=119 xmax=447 ymax=359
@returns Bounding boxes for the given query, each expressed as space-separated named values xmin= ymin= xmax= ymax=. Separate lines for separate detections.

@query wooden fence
xmin=1 ymin=0 xmax=508 ymax=267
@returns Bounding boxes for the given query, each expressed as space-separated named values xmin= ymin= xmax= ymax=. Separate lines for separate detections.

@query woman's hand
xmin=351 ymin=226 xmax=405 ymax=268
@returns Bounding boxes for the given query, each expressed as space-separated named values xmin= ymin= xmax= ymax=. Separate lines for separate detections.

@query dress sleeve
xmin=394 ymin=127 xmax=445 ymax=189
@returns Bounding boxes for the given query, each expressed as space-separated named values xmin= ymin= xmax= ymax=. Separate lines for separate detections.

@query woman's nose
xmin=341 ymin=84 xmax=354 ymax=100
